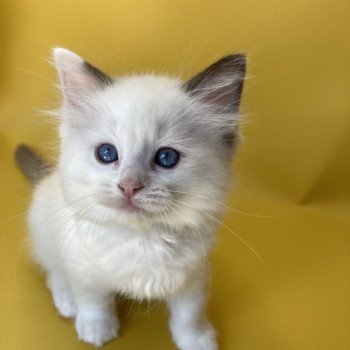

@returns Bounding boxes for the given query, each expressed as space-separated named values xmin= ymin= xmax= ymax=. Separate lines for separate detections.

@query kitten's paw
xmin=76 ymin=313 xmax=119 ymax=347
xmin=172 ymin=323 xmax=218 ymax=350
xmin=47 ymin=272 xmax=76 ymax=318
xmin=52 ymin=288 xmax=77 ymax=318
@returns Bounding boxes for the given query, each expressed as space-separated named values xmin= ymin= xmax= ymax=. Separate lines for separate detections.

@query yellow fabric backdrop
xmin=1 ymin=1 xmax=349 ymax=349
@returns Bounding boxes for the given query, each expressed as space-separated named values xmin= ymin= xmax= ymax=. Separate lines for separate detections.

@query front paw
xmin=172 ymin=323 xmax=218 ymax=350
xmin=75 ymin=313 xmax=119 ymax=347
xmin=52 ymin=288 xmax=77 ymax=318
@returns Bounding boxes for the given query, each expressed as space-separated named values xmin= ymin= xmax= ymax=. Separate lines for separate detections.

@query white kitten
xmin=15 ymin=48 xmax=245 ymax=349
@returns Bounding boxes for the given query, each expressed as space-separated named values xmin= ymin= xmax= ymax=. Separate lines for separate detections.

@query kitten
xmin=15 ymin=48 xmax=245 ymax=349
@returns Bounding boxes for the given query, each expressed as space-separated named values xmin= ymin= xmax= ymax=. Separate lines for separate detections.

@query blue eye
xmin=96 ymin=144 xmax=118 ymax=163
xmin=155 ymin=148 xmax=180 ymax=168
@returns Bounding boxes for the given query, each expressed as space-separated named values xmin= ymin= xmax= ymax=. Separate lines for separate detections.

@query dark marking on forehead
xmin=84 ymin=61 xmax=114 ymax=87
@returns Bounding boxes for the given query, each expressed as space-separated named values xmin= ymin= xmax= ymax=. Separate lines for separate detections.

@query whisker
xmin=168 ymin=189 xmax=288 ymax=218
xmin=165 ymin=199 xmax=211 ymax=298
xmin=56 ymin=201 xmax=98 ymax=257
xmin=169 ymin=198 xmax=274 ymax=278
xmin=159 ymin=206 xmax=179 ymax=257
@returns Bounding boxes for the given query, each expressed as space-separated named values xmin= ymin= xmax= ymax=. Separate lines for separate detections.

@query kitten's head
xmin=54 ymin=48 xmax=245 ymax=228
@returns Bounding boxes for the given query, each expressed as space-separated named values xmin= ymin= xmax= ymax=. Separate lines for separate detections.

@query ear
xmin=53 ymin=48 xmax=113 ymax=110
xmin=184 ymin=54 xmax=246 ymax=114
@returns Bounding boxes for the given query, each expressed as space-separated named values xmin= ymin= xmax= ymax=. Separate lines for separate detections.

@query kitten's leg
xmin=47 ymin=270 xmax=77 ymax=318
xmin=167 ymin=284 xmax=218 ymax=350
xmin=71 ymin=283 xmax=119 ymax=347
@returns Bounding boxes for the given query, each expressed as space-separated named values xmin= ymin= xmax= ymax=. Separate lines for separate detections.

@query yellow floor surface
xmin=1 ymin=1 xmax=350 ymax=349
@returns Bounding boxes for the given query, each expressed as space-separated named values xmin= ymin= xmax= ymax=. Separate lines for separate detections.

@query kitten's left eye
xmin=96 ymin=144 xmax=118 ymax=163
xmin=155 ymin=148 xmax=180 ymax=168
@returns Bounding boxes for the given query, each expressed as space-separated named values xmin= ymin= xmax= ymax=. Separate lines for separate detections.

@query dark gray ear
xmin=84 ymin=61 xmax=114 ymax=87
xmin=184 ymin=54 xmax=246 ymax=114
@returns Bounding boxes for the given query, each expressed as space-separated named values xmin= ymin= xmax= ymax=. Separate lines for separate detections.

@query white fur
xmin=27 ymin=48 xmax=244 ymax=348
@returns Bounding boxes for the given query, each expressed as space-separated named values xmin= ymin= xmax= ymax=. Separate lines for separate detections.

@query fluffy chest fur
xmin=30 ymin=173 xmax=213 ymax=300
xmin=69 ymin=222 xmax=208 ymax=299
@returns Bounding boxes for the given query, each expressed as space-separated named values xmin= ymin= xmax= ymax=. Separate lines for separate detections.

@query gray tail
xmin=14 ymin=144 xmax=51 ymax=185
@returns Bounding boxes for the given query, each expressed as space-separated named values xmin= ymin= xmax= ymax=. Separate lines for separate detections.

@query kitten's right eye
xmin=154 ymin=148 xmax=180 ymax=168
xmin=96 ymin=144 xmax=118 ymax=163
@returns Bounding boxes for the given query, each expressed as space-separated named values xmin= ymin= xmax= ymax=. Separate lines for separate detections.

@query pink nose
xmin=118 ymin=181 xmax=144 ymax=198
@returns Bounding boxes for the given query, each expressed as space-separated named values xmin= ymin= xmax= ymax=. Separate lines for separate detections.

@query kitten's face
xmin=54 ymin=49 xmax=245 ymax=227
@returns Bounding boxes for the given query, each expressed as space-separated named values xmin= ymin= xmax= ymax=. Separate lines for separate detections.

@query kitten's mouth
xmin=120 ymin=201 xmax=142 ymax=212
xmin=100 ymin=197 xmax=153 ymax=217
xmin=117 ymin=198 xmax=149 ymax=216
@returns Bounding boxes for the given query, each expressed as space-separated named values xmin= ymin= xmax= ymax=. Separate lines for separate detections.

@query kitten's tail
xmin=14 ymin=144 xmax=51 ymax=185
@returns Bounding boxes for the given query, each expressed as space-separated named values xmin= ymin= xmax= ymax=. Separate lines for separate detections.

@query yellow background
xmin=1 ymin=0 xmax=350 ymax=349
